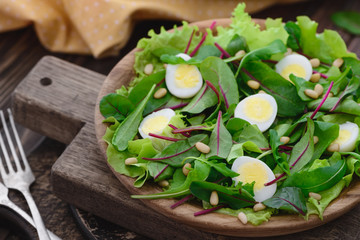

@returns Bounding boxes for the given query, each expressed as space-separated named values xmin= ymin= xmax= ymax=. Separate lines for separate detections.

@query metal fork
xmin=0 ymin=182 xmax=60 ymax=240
xmin=0 ymin=109 xmax=50 ymax=240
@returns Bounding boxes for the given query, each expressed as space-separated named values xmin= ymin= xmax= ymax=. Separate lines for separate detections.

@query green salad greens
xmin=99 ymin=3 xmax=360 ymax=225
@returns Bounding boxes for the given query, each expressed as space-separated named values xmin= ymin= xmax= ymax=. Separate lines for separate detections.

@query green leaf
xmin=216 ymin=207 xmax=275 ymax=226
xmin=290 ymin=74 xmax=321 ymax=101
xmin=226 ymin=34 xmax=248 ymax=56
xmin=227 ymin=141 xmax=262 ymax=163
xmin=99 ymin=93 xmax=135 ymax=121
xmin=181 ymin=84 xmax=218 ymax=114
xmin=148 ymin=162 xmax=174 ymax=182
xmin=269 ymin=129 xmax=290 ymax=175
xmin=283 ymin=159 xmax=347 ymax=195
xmin=284 ymin=21 xmax=301 ymax=51
xmin=112 ymin=84 xmax=156 ymax=151
xmin=312 ymin=121 xmax=339 ymax=160
xmin=289 ymin=118 xmax=315 ymax=173
xmin=206 ymin=112 xmax=233 ymax=159
xmin=308 ymin=97 xmax=360 ymax=116
xmin=200 ymin=57 xmax=240 ymax=107
xmin=296 ymin=16 xmax=356 ymax=63
xmin=243 ymin=61 xmax=306 ymax=117
xmin=226 ymin=117 xmax=250 ymax=137
xmin=132 ymin=160 xmax=211 ymax=199
xmin=236 ymin=39 xmax=287 ymax=77
xmin=193 ymin=45 xmax=222 ymax=61
xmin=263 ymin=187 xmax=307 ymax=215
xmin=152 ymin=134 xmax=209 ymax=167
xmin=237 ymin=124 xmax=269 ymax=149
xmin=331 ymin=11 xmax=360 ymax=35
xmin=195 ymin=158 xmax=238 ymax=178
xmin=189 ymin=181 xmax=255 ymax=209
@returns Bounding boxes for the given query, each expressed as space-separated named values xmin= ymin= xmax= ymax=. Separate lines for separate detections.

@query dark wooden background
xmin=1 ymin=0 xmax=360 ymax=239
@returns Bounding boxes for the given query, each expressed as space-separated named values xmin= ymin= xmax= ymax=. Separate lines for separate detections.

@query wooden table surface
xmin=1 ymin=0 xmax=360 ymax=239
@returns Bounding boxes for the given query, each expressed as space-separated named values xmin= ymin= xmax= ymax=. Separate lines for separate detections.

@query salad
xmin=99 ymin=3 xmax=360 ymax=226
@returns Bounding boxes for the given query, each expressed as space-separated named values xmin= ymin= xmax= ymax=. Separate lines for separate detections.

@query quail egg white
xmin=234 ymin=93 xmax=278 ymax=132
xmin=138 ymin=108 xmax=176 ymax=139
xmin=275 ymin=54 xmax=313 ymax=82
xmin=165 ymin=53 xmax=203 ymax=99
xmin=332 ymin=122 xmax=359 ymax=152
xmin=231 ymin=156 xmax=276 ymax=202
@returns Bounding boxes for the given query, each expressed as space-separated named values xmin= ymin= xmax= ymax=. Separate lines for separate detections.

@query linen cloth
xmin=0 ymin=0 xmax=305 ymax=58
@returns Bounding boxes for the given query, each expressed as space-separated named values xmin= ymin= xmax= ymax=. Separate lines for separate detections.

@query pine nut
xmin=309 ymin=192 xmax=322 ymax=201
xmin=237 ymin=212 xmax=248 ymax=224
xmin=195 ymin=142 xmax=211 ymax=154
xmin=304 ymin=89 xmax=319 ymax=99
xmin=235 ymin=50 xmax=246 ymax=57
xmin=210 ymin=191 xmax=219 ymax=206
xmin=328 ymin=92 xmax=334 ymax=97
xmin=280 ymin=136 xmax=290 ymax=144
xmin=310 ymin=73 xmax=321 ymax=83
xmin=332 ymin=58 xmax=344 ymax=68
xmin=144 ymin=63 xmax=154 ymax=75
xmin=313 ymin=136 xmax=319 ymax=144
xmin=314 ymin=84 xmax=324 ymax=96
xmin=253 ymin=203 xmax=266 ymax=212
xmin=182 ymin=163 xmax=192 ymax=176
xmin=284 ymin=48 xmax=293 ymax=56
xmin=275 ymin=173 xmax=283 ymax=178
xmin=163 ymin=63 xmax=168 ymax=68
xmin=247 ymin=80 xmax=260 ymax=90
xmin=158 ymin=180 xmax=169 ymax=187
xmin=125 ymin=157 xmax=138 ymax=165
xmin=258 ymin=90 xmax=266 ymax=94
xmin=154 ymin=88 xmax=167 ymax=99
xmin=327 ymin=143 xmax=340 ymax=152
xmin=310 ymin=58 xmax=320 ymax=68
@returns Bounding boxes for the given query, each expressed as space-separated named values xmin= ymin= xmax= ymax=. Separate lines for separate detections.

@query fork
xmin=0 ymin=109 xmax=50 ymax=240
xmin=0 ymin=182 xmax=60 ymax=240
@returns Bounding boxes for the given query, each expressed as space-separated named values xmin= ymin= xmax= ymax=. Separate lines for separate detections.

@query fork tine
xmin=7 ymin=109 xmax=29 ymax=169
xmin=0 ymin=110 xmax=21 ymax=172
xmin=0 ymin=110 xmax=15 ymax=174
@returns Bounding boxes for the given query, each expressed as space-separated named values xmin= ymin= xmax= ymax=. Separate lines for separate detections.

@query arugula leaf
xmin=200 ymin=56 xmax=240 ymax=108
xmin=283 ymin=159 xmax=347 ymax=195
xmin=206 ymin=111 xmax=233 ymax=159
xmin=112 ymin=84 xmax=156 ymax=151
xmin=100 ymin=93 xmax=135 ymax=121
xmin=289 ymin=118 xmax=315 ymax=173
xmin=284 ymin=21 xmax=301 ymax=51
xmin=189 ymin=181 xmax=255 ymax=209
xmin=243 ymin=61 xmax=306 ymax=117
xmin=331 ymin=11 xmax=360 ymax=35
xmin=263 ymin=187 xmax=307 ymax=215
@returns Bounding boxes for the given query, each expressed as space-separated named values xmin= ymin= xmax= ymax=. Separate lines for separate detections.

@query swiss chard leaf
xmin=206 ymin=111 xmax=233 ymax=159
xmin=152 ymin=134 xmax=209 ymax=167
xmin=289 ymin=118 xmax=315 ymax=173
xmin=235 ymin=39 xmax=287 ymax=77
xmin=283 ymin=159 xmax=347 ymax=195
xmin=308 ymin=97 xmax=360 ymax=116
xmin=100 ymin=93 xmax=135 ymax=121
xmin=112 ymin=84 xmax=156 ymax=151
xmin=189 ymin=181 xmax=255 ymax=209
xmin=269 ymin=129 xmax=290 ymax=175
xmin=263 ymin=187 xmax=307 ymax=215
xmin=200 ymin=57 xmax=240 ymax=108
xmin=243 ymin=61 xmax=306 ymax=117
xmin=181 ymin=84 xmax=218 ymax=114
xmin=284 ymin=21 xmax=301 ymax=51
xmin=148 ymin=162 xmax=174 ymax=182
xmin=312 ymin=121 xmax=339 ymax=160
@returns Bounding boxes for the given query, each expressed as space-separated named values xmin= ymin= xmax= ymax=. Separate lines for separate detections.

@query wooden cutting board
xmin=10 ymin=48 xmax=360 ymax=239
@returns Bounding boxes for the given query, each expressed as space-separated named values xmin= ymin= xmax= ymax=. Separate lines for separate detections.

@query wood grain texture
xmin=94 ymin=18 xmax=360 ymax=237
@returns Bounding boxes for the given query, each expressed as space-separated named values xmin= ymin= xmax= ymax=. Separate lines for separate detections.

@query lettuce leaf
xmin=215 ymin=207 xmax=276 ymax=226
xmin=297 ymin=16 xmax=357 ymax=63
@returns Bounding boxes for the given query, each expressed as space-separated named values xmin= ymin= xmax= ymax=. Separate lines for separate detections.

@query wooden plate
xmin=94 ymin=19 xmax=360 ymax=237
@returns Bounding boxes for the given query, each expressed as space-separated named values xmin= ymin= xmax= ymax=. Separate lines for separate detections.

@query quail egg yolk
xmin=175 ymin=64 xmax=200 ymax=88
xmin=236 ymin=162 xmax=268 ymax=191
xmin=281 ymin=64 xmax=306 ymax=81
xmin=333 ymin=129 xmax=352 ymax=146
xmin=243 ymin=97 xmax=273 ymax=122
xmin=141 ymin=116 xmax=169 ymax=135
